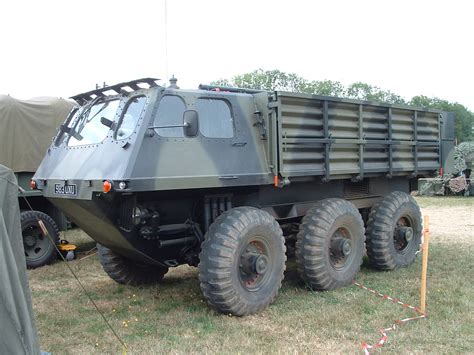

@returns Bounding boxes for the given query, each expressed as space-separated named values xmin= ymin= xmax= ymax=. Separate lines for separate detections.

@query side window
xmin=196 ymin=98 xmax=234 ymax=138
xmin=116 ymin=96 xmax=147 ymax=140
xmin=155 ymin=95 xmax=186 ymax=137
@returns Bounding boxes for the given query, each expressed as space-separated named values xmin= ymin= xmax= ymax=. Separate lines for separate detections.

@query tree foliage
xmin=211 ymin=69 xmax=473 ymax=142
xmin=345 ymin=82 xmax=406 ymax=104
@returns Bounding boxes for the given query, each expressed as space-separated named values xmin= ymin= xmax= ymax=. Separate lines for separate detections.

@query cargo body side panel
xmin=275 ymin=93 xmax=441 ymax=180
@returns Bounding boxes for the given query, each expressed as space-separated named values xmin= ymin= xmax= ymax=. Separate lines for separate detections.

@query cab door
xmin=134 ymin=92 xmax=272 ymax=190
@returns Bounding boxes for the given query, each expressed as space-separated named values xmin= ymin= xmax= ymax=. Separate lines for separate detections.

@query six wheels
xmin=97 ymin=244 xmax=169 ymax=286
xmin=296 ymin=199 xmax=365 ymax=290
xmin=94 ymin=193 xmax=421 ymax=315
xmin=198 ymin=207 xmax=286 ymax=316
xmin=366 ymin=191 xmax=422 ymax=270
xmin=21 ymin=210 xmax=60 ymax=268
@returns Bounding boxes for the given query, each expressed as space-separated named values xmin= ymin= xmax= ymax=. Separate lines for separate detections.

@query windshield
xmin=68 ymin=99 xmax=120 ymax=146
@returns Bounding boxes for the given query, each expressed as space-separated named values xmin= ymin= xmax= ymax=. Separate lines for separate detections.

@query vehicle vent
xmin=343 ymin=179 xmax=370 ymax=199
xmin=204 ymin=195 xmax=233 ymax=231
xmin=118 ymin=196 xmax=136 ymax=232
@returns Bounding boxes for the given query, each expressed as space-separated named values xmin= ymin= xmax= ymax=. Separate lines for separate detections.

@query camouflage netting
xmin=418 ymin=177 xmax=447 ymax=196
xmin=452 ymin=141 xmax=474 ymax=174
xmin=448 ymin=175 xmax=468 ymax=193
xmin=418 ymin=141 xmax=474 ymax=196
xmin=0 ymin=95 xmax=75 ymax=173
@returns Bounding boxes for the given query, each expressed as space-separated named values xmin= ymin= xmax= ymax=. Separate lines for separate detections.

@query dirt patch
xmin=420 ymin=205 xmax=473 ymax=245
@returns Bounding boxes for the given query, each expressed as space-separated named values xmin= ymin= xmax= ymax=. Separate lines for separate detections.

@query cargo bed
xmin=272 ymin=92 xmax=443 ymax=180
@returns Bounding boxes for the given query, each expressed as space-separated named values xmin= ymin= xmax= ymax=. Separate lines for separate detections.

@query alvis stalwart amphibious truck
xmin=33 ymin=77 xmax=455 ymax=315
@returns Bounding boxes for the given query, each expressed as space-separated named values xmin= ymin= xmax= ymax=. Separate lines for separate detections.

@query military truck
xmin=0 ymin=95 xmax=74 ymax=267
xmin=33 ymin=78 xmax=454 ymax=315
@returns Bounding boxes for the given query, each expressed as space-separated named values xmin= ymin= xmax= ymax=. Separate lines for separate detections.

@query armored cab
xmin=34 ymin=78 xmax=455 ymax=315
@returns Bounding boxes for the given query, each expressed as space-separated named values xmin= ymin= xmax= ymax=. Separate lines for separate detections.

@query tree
xmin=300 ymin=80 xmax=346 ymax=97
xmin=346 ymin=82 xmax=406 ymax=104
xmin=211 ymin=69 xmax=345 ymax=96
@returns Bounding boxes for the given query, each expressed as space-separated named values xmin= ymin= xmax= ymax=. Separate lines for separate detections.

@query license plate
xmin=54 ymin=183 xmax=77 ymax=196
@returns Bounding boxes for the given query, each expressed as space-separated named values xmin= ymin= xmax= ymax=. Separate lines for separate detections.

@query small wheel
xmin=97 ymin=244 xmax=168 ymax=286
xmin=366 ymin=191 xmax=422 ymax=270
xmin=296 ymin=199 xmax=365 ymax=290
xmin=198 ymin=207 xmax=286 ymax=316
xmin=21 ymin=210 xmax=60 ymax=268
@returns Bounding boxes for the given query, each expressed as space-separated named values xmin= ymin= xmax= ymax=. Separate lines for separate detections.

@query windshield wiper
xmin=59 ymin=125 xmax=83 ymax=141
xmin=100 ymin=116 xmax=114 ymax=128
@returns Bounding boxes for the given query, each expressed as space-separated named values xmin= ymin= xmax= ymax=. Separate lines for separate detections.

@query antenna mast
xmin=164 ymin=0 xmax=168 ymax=79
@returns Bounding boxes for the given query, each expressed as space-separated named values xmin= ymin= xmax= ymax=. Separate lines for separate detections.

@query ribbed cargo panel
xmin=276 ymin=93 xmax=441 ymax=179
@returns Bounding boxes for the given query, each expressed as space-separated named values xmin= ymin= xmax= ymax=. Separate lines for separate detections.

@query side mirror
xmin=183 ymin=110 xmax=199 ymax=137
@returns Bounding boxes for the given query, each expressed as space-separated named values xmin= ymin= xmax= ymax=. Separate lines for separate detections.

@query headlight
xmin=118 ymin=181 xmax=127 ymax=190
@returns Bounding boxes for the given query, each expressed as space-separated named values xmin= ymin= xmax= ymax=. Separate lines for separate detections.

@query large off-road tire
xmin=97 ymin=244 xmax=168 ymax=286
xmin=296 ymin=199 xmax=365 ymax=290
xmin=21 ymin=210 xmax=60 ymax=268
xmin=366 ymin=191 xmax=422 ymax=270
xmin=198 ymin=207 xmax=286 ymax=316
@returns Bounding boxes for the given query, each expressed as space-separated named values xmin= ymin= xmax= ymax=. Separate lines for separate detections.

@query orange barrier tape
xmin=353 ymin=281 xmax=426 ymax=354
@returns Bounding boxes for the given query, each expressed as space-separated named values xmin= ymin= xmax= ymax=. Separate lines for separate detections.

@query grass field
xmin=29 ymin=197 xmax=473 ymax=354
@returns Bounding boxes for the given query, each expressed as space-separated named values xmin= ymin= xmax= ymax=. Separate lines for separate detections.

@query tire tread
xmin=295 ymin=198 xmax=365 ymax=290
xmin=365 ymin=191 xmax=422 ymax=270
xmin=21 ymin=210 xmax=60 ymax=268
xmin=198 ymin=207 xmax=286 ymax=316
xmin=97 ymin=244 xmax=168 ymax=285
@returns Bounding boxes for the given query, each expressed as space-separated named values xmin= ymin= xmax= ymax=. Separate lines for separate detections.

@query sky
xmin=1 ymin=0 xmax=473 ymax=109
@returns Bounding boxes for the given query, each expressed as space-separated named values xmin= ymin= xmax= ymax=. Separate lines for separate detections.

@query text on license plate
xmin=54 ymin=183 xmax=77 ymax=196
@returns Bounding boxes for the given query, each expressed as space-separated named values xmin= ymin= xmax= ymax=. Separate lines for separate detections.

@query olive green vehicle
xmin=33 ymin=78 xmax=455 ymax=315
xmin=0 ymin=95 xmax=74 ymax=268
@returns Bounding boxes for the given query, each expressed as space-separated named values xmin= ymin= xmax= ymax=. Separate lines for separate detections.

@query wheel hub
xmin=241 ymin=252 xmax=268 ymax=275
xmin=254 ymin=254 xmax=268 ymax=274
xmin=24 ymin=234 xmax=37 ymax=248
xmin=396 ymin=226 xmax=413 ymax=243
xmin=331 ymin=237 xmax=352 ymax=257
xmin=238 ymin=239 xmax=272 ymax=291
xmin=393 ymin=216 xmax=415 ymax=253
xmin=341 ymin=239 xmax=352 ymax=256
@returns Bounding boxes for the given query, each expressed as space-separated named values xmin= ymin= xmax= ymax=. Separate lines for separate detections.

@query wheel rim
xmin=393 ymin=216 xmax=414 ymax=254
xmin=23 ymin=223 xmax=52 ymax=262
xmin=329 ymin=226 xmax=355 ymax=271
xmin=238 ymin=237 xmax=272 ymax=292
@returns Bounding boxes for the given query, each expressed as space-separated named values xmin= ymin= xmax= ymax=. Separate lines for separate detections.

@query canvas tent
xmin=0 ymin=95 xmax=75 ymax=172
xmin=0 ymin=164 xmax=40 ymax=355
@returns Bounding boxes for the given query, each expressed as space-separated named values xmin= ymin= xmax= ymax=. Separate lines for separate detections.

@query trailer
xmin=33 ymin=78 xmax=455 ymax=315
xmin=0 ymin=95 xmax=74 ymax=267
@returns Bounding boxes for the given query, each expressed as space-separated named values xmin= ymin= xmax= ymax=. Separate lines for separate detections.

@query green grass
xmin=28 ymin=198 xmax=474 ymax=354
